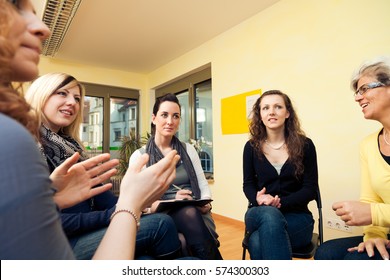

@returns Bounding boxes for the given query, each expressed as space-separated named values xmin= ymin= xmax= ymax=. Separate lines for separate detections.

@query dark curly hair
xmin=249 ymin=90 xmax=306 ymax=176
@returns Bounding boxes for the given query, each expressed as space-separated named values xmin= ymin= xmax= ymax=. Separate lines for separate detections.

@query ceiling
xmin=35 ymin=0 xmax=280 ymax=74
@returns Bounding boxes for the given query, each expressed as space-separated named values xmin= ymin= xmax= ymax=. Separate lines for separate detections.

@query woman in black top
xmin=243 ymin=90 xmax=319 ymax=259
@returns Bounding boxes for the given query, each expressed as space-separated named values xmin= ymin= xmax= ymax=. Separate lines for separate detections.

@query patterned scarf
xmin=39 ymin=124 xmax=89 ymax=172
xmin=145 ymin=135 xmax=201 ymax=199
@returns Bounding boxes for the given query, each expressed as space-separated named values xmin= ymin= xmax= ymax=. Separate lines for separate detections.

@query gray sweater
xmin=0 ymin=113 xmax=74 ymax=259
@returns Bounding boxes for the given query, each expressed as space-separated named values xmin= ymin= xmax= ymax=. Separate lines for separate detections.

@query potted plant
xmin=111 ymin=131 xmax=150 ymax=195
xmin=117 ymin=131 xmax=142 ymax=176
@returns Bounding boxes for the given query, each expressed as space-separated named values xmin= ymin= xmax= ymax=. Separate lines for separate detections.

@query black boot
xmin=189 ymin=240 xmax=223 ymax=260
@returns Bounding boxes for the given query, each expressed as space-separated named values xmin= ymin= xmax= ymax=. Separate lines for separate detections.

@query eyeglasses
xmin=354 ymin=82 xmax=385 ymax=97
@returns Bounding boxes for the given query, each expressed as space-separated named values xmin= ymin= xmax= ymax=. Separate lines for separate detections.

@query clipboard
xmin=155 ymin=199 xmax=213 ymax=213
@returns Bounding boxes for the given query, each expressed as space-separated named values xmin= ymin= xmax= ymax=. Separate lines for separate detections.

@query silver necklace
xmin=265 ymin=139 xmax=285 ymax=150
xmin=384 ymin=130 xmax=390 ymax=146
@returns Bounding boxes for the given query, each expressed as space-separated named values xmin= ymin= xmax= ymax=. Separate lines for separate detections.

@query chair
xmin=242 ymin=187 xmax=323 ymax=260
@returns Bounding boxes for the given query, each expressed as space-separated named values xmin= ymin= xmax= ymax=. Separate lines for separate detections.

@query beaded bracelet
xmin=110 ymin=209 xmax=140 ymax=230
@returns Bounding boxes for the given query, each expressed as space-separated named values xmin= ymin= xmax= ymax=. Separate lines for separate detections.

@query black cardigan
xmin=242 ymin=137 xmax=318 ymax=214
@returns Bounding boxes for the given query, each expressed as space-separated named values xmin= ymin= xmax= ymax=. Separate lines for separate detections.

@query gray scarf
xmin=39 ymin=124 xmax=89 ymax=172
xmin=145 ymin=135 xmax=201 ymax=199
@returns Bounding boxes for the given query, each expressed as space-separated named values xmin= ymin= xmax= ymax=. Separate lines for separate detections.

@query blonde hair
xmin=25 ymin=72 xmax=86 ymax=147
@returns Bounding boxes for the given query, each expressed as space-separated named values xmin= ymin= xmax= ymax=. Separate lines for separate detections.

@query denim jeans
xmin=314 ymin=234 xmax=390 ymax=260
xmin=71 ymin=213 xmax=181 ymax=259
xmin=244 ymin=206 xmax=314 ymax=260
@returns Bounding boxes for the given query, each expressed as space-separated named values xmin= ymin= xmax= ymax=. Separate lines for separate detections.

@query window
xmin=114 ymin=130 xmax=121 ymax=142
xmin=84 ymin=97 xmax=103 ymax=155
xmin=80 ymin=82 xmax=139 ymax=160
xmin=130 ymin=108 xmax=136 ymax=120
xmin=199 ymin=151 xmax=212 ymax=173
xmin=155 ymin=66 xmax=213 ymax=178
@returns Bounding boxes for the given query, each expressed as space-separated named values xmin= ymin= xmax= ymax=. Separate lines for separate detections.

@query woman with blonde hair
xmin=26 ymin=73 xmax=90 ymax=172
xmin=25 ymin=72 xmax=183 ymax=260
xmin=26 ymin=73 xmax=86 ymax=147
xmin=0 ymin=0 xmax=179 ymax=259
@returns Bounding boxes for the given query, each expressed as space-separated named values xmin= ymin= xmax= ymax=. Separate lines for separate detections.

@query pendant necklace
xmin=384 ymin=129 xmax=390 ymax=146
xmin=265 ymin=139 xmax=285 ymax=150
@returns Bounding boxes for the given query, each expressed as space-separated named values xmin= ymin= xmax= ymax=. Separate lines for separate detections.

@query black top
xmin=242 ymin=137 xmax=319 ymax=213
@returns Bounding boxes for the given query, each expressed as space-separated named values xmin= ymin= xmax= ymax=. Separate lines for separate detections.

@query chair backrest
xmin=291 ymin=187 xmax=323 ymax=259
xmin=315 ymin=187 xmax=323 ymax=245
xmin=242 ymin=187 xmax=323 ymax=260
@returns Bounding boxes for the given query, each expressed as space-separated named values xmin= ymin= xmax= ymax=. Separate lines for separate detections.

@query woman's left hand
xmin=348 ymin=238 xmax=390 ymax=260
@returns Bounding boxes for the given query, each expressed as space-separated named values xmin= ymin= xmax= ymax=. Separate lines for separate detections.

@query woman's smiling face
xmin=355 ymin=75 xmax=390 ymax=121
xmin=8 ymin=0 xmax=50 ymax=82
xmin=42 ymin=85 xmax=81 ymax=133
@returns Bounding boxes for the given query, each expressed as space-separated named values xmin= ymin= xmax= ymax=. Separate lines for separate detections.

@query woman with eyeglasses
xmin=315 ymin=56 xmax=390 ymax=260
xmin=0 ymin=0 xmax=179 ymax=259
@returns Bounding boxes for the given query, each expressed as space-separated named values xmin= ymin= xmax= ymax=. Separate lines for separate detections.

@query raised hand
xmin=332 ymin=201 xmax=371 ymax=226
xmin=51 ymin=152 xmax=119 ymax=209
xmin=117 ymin=150 xmax=180 ymax=212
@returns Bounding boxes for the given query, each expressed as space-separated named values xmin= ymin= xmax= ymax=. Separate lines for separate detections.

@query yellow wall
xmin=38 ymin=0 xmax=390 ymax=241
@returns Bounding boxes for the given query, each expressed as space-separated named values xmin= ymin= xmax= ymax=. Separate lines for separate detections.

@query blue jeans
xmin=71 ymin=213 xmax=181 ymax=259
xmin=245 ymin=206 xmax=314 ymax=260
xmin=314 ymin=235 xmax=390 ymax=260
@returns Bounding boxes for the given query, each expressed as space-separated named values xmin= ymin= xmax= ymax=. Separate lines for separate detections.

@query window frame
xmin=81 ymin=82 xmax=139 ymax=154
xmin=155 ymin=66 xmax=213 ymax=177
xmin=155 ymin=66 xmax=211 ymax=140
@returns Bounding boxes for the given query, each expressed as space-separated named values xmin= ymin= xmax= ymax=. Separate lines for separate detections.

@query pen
xmin=172 ymin=184 xmax=195 ymax=199
xmin=172 ymin=184 xmax=182 ymax=191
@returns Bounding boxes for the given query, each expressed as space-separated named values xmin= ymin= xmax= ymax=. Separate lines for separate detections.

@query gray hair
xmin=351 ymin=56 xmax=390 ymax=91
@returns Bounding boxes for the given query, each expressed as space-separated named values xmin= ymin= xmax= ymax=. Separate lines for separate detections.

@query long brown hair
xmin=249 ymin=90 xmax=306 ymax=176
xmin=0 ymin=0 xmax=39 ymax=138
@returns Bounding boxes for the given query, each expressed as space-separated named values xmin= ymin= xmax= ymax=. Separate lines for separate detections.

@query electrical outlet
xmin=326 ymin=218 xmax=352 ymax=233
